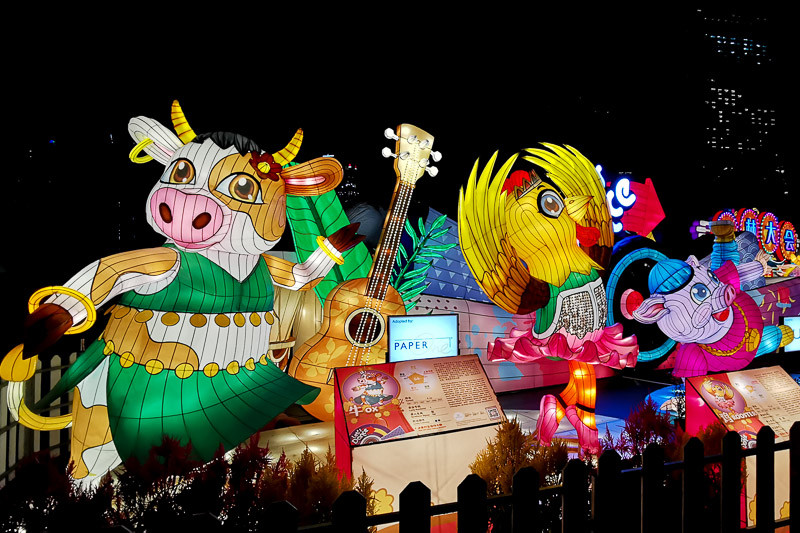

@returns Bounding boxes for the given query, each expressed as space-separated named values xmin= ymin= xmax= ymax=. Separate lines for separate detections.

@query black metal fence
xmin=0 ymin=352 xmax=75 ymax=487
xmin=190 ymin=423 xmax=794 ymax=533
xmin=3 ymin=357 xmax=798 ymax=531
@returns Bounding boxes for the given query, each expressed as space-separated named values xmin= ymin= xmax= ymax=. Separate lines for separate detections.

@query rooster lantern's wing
xmin=458 ymin=152 xmax=549 ymax=315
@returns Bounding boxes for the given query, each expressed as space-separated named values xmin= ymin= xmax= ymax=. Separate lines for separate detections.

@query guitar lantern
xmin=288 ymin=124 xmax=439 ymax=421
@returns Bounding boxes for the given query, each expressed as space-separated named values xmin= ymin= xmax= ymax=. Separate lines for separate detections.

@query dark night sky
xmin=1 ymin=8 xmax=793 ymax=339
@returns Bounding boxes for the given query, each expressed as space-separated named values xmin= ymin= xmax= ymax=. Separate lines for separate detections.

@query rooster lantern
xmin=0 ymin=101 xmax=363 ymax=487
xmin=458 ymin=144 xmax=638 ymax=454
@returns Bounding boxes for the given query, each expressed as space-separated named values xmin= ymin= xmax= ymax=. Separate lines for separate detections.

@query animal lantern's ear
xmin=127 ymin=116 xmax=184 ymax=166
xmin=685 ymin=255 xmax=700 ymax=267
xmin=279 ymin=157 xmax=343 ymax=196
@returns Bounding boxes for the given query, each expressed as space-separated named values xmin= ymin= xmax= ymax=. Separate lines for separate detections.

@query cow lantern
xmin=0 ymin=101 xmax=363 ymax=487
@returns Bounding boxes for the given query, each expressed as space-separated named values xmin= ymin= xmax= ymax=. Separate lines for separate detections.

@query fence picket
xmin=791 ymin=422 xmax=799 ymax=533
xmin=562 ymin=459 xmax=588 ymax=533
xmin=511 ymin=466 xmax=539 ymax=532
xmin=400 ymin=480 xmax=431 ymax=533
xmin=683 ymin=437 xmax=704 ymax=533
xmin=331 ymin=490 xmax=366 ymax=533
xmin=642 ymin=443 xmax=665 ymax=532
xmin=595 ymin=450 xmax=622 ymax=533
xmin=457 ymin=474 xmax=487 ymax=533
xmin=755 ymin=426 xmax=775 ymax=533
xmin=721 ymin=430 xmax=742 ymax=533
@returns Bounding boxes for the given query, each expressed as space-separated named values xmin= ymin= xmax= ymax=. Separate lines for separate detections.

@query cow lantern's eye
xmin=690 ymin=283 xmax=710 ymax=304
xmin=216 ymin=173 xmax=263 ymax=204
xmin=167 ymin=159 xmax=195 ymax=184
xmin=538 ymin=190 xmax=564 ymax=218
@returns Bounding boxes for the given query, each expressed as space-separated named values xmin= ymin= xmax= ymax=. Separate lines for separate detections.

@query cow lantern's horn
xmin=272 ymin=129 xmax=304 ymax=166
xmin=171 ymin=100 xmax=197 ymax=144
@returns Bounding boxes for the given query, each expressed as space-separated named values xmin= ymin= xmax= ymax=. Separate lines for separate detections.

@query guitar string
xmin=345 ymin=146 xmax=419 ymax=368
xmin=355 ymin=181 xmax=413 ymax=367
xmin=345 ymin=179 xmax=413 ymax=367
xmin=362 ymin=182 xmax=413 ymax=364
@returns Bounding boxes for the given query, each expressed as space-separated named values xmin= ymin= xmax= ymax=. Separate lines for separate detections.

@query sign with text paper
xmin=387 ymin=314 xmax=459 ymax=362
xmin=335 ymin=354 xmax=504 ymax=447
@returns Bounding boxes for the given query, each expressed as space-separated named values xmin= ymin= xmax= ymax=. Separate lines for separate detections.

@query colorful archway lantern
xmin=737 ymin=208 xmax=760 ymax=235
xmin=758 ymin=212 xmax=780 ymax=256
xmin=778 ymin=221 xmax=796 ymax=262
xmin=711 ymin=208 xmax=798 ymax=276
xmin=714 ymin=209 xmax=737 ymax=227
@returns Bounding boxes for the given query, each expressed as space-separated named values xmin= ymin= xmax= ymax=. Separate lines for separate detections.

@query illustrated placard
xmin=334 ymin=354 xmax=504 ymax=447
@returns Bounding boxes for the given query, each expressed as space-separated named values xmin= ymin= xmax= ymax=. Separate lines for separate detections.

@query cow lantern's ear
xmin=280 ymin=157 xmax=343 ymax=196
xmin=127 ymin=117 xmax=184 ymax=166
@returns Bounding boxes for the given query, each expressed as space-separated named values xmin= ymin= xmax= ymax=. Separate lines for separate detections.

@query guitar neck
xmin=367 ymin=179 xmax=416 ymax=300
xmin=365 ymin=124 xmax=437 ymax=302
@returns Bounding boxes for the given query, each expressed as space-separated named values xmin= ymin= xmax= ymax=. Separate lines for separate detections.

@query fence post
xmin=512 ymin=466 xmax=539 ymax=533
xmin=641 ymin=443 xmax=665 ymax=532
xmin=562 ymin=459 xmax=589 ymax=533
xmin=400 ymin=480 xmax=431 ymax=533
xmin=756 ymin=426 xmax=775 ymax=533
xmin=720 ymin=430 xmax=741 ymax=533
xmin=594 ymin=450 xmax=622 ymax=533
xmin=683 ymin=437 xmax=704 ymax=533
xmin=264 ymin=501 xmax=298 ymax=533
xmin=791 ymin=422 xmax=799 ymax=533
xmin=457 ymin=474 xmax=487 ymax=533
xmin=331 ymin=490 xmax=367 ymax=533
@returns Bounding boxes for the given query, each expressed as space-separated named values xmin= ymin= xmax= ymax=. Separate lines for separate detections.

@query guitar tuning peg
xmin=418 ymin=159 xmax=429 ymax=168
xmin=420 ymin=139 xmax=430 ymax=149
xmin=426 ymin=166 xmax=439 ymax=177
xmin=381 ymin=147 xmax=397 ymax=159
xmin=408 ymin=135 xmax=417 ymax=144
xmin=430 ymin=150 xmax=442 ymax=162
xmin=398 ymin=151 xmax=410 ymax=160
xmin=384 ymin=128 xmax=399 ymax=141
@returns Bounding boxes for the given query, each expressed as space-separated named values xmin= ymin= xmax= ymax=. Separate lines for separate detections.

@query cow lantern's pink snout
xmin=150 ymin=188 xmax=224 ymax=248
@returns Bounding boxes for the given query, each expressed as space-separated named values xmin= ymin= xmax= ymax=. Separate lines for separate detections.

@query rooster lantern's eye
xmin=538 ymin=190 xmax=565 ymax=219
xmin=215 ymin=173 xmax=264 ymax=204
xmin=162 ymin=159 xmax=196 ymax=185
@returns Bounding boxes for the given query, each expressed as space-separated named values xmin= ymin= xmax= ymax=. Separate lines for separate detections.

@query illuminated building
xmin=336 ymin=161 xmax=361 ymax=208
xmin=695 ymin=8 xmax=787 ymax=194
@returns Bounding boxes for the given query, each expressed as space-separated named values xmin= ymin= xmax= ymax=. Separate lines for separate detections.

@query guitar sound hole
xmin=347 ymin=310 xmax=384 ymax=346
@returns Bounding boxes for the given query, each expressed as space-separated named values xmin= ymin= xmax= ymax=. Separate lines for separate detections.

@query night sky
xmin=2 ymin=8 xmax=793 ymax=340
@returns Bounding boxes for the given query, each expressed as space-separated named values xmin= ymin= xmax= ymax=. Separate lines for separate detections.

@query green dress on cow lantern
xmin=37 ymin=246 xmax=319 ymax=462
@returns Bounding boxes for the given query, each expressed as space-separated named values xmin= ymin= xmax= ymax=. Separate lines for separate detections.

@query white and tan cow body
xmin=3 ymin=102 xmax=355 ymax=487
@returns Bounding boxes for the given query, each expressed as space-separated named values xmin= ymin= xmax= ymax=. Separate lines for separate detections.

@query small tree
xmin=470 ymin=418 xmax=569 ymax=531
xmin=471 ymin=418 xmax=569 ymax=494
xmin=601 ymin=396 xmax=674 ymax=467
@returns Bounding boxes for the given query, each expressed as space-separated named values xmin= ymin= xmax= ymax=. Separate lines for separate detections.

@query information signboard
xmin=686 ymin=366 xmax=800 ymax=524
xmin=333 ymin=355 xmax=505 ymax=509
